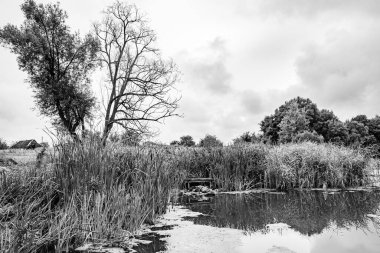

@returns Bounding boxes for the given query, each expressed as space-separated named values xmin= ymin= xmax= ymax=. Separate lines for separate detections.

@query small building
xmin=11 ymin=139 xmax=42 ymax=149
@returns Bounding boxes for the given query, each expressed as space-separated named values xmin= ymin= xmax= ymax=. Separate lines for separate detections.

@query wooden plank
xmin=182 ymin=177 xmax=215 ymax=190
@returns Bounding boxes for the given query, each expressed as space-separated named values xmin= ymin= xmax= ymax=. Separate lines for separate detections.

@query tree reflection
xmin=180 ymin=191 xmax=380 ymax=236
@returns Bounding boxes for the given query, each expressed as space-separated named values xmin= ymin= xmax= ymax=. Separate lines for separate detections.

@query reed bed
xmin=0 ymin=139 xmax=185 ymax=252
xmin=0 ymin=140 xmax=379 ymax=251
xmin=172 ymin=142 xmax=378 ymax=191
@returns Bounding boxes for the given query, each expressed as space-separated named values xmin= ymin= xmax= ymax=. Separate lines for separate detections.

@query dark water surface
xmin=135 ymin=190 xmax=380 ymax=252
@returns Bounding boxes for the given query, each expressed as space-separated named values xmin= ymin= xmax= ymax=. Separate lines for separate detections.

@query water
xmin=134 ymin=190 xmax=380 ymax=253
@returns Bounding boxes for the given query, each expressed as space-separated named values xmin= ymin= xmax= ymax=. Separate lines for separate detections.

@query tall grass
xmin=172 ymin=142 xmax=378 ymax=191
xmin=0 ymin=138 xmax=185 ymax=252
xmin=0 ymin=140 xmax=379 ymax=251
xmin=264 ymin=142 xmax=373 ymax=189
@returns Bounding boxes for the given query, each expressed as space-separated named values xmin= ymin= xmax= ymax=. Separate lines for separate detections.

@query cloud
xmin=240 ymin=90 xmax=263 ymax=115
xmin=258 ymin=0 xmax=380 ymax=18
xmin=178 ymin=37 xmax=232 ymax=95
xmin=0 ymin=49 xmax=49 ymax=143
xmin=294 ymin=26 xmax=380 ymax=116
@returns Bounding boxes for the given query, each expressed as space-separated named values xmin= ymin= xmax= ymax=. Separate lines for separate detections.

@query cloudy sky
xmin=1 ymin=0 xmax=380 ymax=144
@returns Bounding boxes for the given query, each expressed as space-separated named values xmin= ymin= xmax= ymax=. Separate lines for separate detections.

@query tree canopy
xmin=233 ymin=132 xmax=259 ymax=145
xmin=0 ymin=0 xmax=98 ymax=139
xmin=260 ymin=96 xmax=380 ymax=148
xmin=0 ymin=138 xmax=8 ymax=150
xmin=179 ymin=135 xmax=195 ymax=147
xmin=199 ymin=134 xmax=223 ymax=148
xmin=278 ymin=101 xmax=310 ymax=143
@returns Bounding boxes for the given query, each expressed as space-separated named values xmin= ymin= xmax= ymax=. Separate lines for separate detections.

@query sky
xmin=1 ymin=0 xmax=380 ymax=145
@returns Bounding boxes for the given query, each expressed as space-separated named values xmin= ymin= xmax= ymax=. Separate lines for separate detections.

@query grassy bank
xmin=1 ymin=141 xmax=379 ymax=251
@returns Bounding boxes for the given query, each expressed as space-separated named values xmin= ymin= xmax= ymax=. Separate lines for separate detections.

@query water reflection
xmin=179 ymin=191 xmax=380 ymax=236
xmin=134 ymin=191 xmax=380 ymax=253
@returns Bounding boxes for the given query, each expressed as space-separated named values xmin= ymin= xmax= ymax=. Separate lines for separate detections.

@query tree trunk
xmin=101 ymin=122 xmax=113 ymax=146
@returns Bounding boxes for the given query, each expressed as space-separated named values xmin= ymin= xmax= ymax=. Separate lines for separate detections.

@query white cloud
xmin=1 ymin=0 xmax=380 ymax=143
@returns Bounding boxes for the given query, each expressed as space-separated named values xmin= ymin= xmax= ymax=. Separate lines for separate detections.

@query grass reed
xmin=0 ymin=140 xmax=379 ymax=251
xmin=0 ymin=138 xmax=185 ymax=252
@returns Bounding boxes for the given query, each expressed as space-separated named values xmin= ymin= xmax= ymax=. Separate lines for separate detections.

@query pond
xmin=133 ymin=190 xmax=380 ymax=253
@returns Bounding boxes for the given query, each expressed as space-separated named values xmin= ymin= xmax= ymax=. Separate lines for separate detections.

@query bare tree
xmin=94 ymin=1 xmax=180 ymax=145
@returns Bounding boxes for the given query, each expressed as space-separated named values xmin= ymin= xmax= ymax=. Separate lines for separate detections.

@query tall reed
xmin=173 ymin=142 xmax=378 ymax=191
xmin=0 ymin=138 xmax=185 ymax=252
xmin=1 ymin=140 xmax=378 ymax=251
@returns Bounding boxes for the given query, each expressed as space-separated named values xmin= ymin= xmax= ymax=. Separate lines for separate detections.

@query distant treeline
xmin=170 ymin=96 xmax=380 ymax=150
xmin=259 ymin=97 xmax=380 ymax=147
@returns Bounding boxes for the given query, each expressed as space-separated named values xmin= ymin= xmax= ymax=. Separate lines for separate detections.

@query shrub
xmin=0 ymin=138 xmax=8 ymax=149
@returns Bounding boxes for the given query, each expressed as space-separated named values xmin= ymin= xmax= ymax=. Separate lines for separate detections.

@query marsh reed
xmin=0 ymin=140 xmax=378 ymax=252
xmin=0 ymin=138 xmax=185 ymax=252
xmin=171 ymin=142 xmax=378 ymax=191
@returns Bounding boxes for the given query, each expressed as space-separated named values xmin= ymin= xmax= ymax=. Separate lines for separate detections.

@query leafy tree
xmin=94 ymin=1 xmax=180 ymax=145
xmin=0 ymin=0 xmax=98 ymax=139
xmin=260 ymin=97 xmax=320 ymax=144
xmin=260 ymin=97 xmax=380 ymax=150
xmin=314 ymin=109 xmax=339 ymax=140
xmin=233 ymin=131 xmax=259 ymax=145
xmin=345 ymin=119 xmax=377 ymax=147
xmin=326 ymin=120 xmax=348 ymax=145
xmin=368 ymin=116 xmax=380 ymax=142
xmin=293 ymin=131 xmax=324 ymax=143
xmin=179 ymin=135 xmax=195 ymax=147
xmin=170 ymin=140 xmax=180 ymax=146
xmin=260 ymin=115 xmax=279 ymax=144
xmin=351 ymin=115 xmax=369 ymax=126
xmin=293 ymin=97 xmax=320 ymax=130
xmin=0 ymin=139 xmax=8 ymax=150
xmin=349 ymin=115 xmax=380 ymax=146
xmin=278 ymin=101 xmax=310 ymax=143
xmin=199 ymin=134 xmax=223 ymax=148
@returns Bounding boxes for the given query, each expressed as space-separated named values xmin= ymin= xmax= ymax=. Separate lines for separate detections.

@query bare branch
xmin=94 ymin=2 xmax=180 ymax=145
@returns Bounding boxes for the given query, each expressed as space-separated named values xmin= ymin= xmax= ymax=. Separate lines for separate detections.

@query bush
xmin=0 ymin=138 xmax=8 ymax=149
